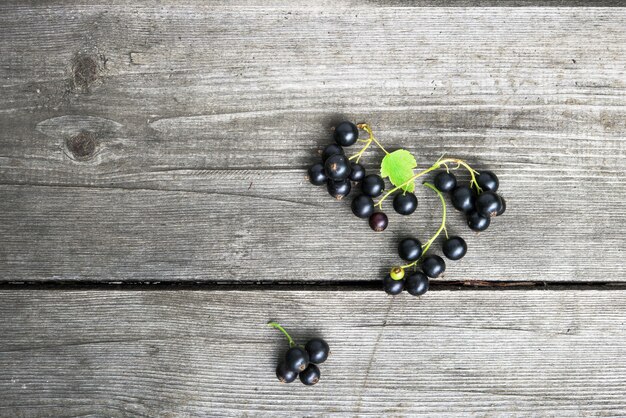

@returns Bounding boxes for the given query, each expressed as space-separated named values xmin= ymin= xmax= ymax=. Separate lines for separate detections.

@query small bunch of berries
xmin=269 ymin=322 xmax=330 ymax=386
xmin=307 ymin=121 xmax=390 ymax=231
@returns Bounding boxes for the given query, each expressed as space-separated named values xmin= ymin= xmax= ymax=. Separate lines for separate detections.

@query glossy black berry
xmin=285 ymin=346 xmax=309 ymax=373
xmin=308 ymin=162 xmax=327 ymax=186
xmin=369 ymin=212 xmax=388 ymax=232
xmin=299 ymin=364 xmax=321 ymax=386
xmin=393 ymin=192 xmax=418 ymax=215
xmin=349 ymin=163 xmax=366 ymax=182
xmin=276 ymin=361 xmax=298 ymax=383
xmin=398 ymin=238 xmax=423 ymax=262
xmin=475 ymin=191 xmax=502 ymax=218
xmin=325 ymin=154 xmax=351 ymax=181
xmin=476 ymin=170 xmax=499 ymax=192
xmin=383 ymin=274 xmax=404 ymax=295
xmin=450 ymin=185 xmax=476 ymax=214
xmin=327 ymin=179 xmax=351 ymax=200
xmin=351 ymin=194 xmax=375 ymax=218
xmin=405 ymin=272 xmax=429 ymax=296
xmin=421 ymin=255 xmax=446 ymax=278
xmin=322 ymin=144 xmax=344 ymax=162
xmin=362 ymin=174 xmax=385 ymax=197
xmin=305 ymin=338 xmax=330 ymax=364
xmin=334 ymin=121 xmax=359 ymax=147
xmin=496 ymin=196 xmax=506 ymax=216
xmin=434 ymin=172 xmax=457 ymax=192
xmin=442 ymin=236 xmax=467 ymax=260
xmin=467 ymin=210 xmax=490 ymax=232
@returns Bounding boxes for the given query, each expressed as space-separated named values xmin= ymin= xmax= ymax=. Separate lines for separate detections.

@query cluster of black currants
xmin=270 ymin=322 xmax=330 ymax=386
xmin=437 ymin=170 xmax=506 ymax=231
xmin=383 ymin=235 xmax=467 ymax=296
xmin=307 ymin=121 xmax=392 ymax=232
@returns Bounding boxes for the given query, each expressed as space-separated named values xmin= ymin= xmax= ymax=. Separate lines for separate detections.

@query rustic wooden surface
xmin=1 ymin=3 xmax=626 ymax=417
xmin=1 ymin=289 xmax=626 ymax=416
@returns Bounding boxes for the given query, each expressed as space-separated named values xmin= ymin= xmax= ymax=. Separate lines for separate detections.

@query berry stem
xmin=267 ymin=322 xmax=296 ymax=347
xmin=376 ymin=157 xmax=481 ymax=209
xmin=401 ymin=182 xmax=448 ymax=269
xmin=348 ymin=123 xmax=389 ymax=163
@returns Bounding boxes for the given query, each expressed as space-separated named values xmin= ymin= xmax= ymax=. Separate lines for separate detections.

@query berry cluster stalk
xmin=268 ymin=322 xmax=296 ymax=347
xmin=401 ymin=182 xmax=448 ymax=270
xmin=348 ymin=124 xmax=389 ymax=163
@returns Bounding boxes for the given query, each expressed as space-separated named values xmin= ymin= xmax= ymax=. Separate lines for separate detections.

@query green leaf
xmin=380 ymin=149 xmax=417 ymax=192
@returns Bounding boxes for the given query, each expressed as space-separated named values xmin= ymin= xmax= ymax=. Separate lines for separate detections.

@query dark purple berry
xmin=305 ymin=338 xmax=330 ymax=364
xmin=451 ymin=185 xmax=476 ymax=214
xmin=351 ymin=194 xmax=375 ymax=218
xmin=475 ymin=191 xmax=502 ymax=218
xmin=369 ymin=212 xmax=388 ymax=232
xmin=299 ymin=364 xmax=321 ymax=386
xmin=325 ymin=154 xmax=351 ymax=181
xmin=308 ymin=162 xmax=326 ymax=186
xmin=285 ymin=346 xmax=309 ymax=373
xmin=393 ymin=192 xmax=418 ymax=215
xmin=467 ymin=210 xmax=490 ymax=232
xmin=276 ymin=362 xmax=298 ymax=383
xmin=361 ymin=174 xmax=385 ymax=197
xmin=442 ymin=236 xmax=467 ymax=260
xmin=398 ymin=238 xmax=423 ymax=262
xmin=334 ymin=121 xmax=359 ymax=147
xmin=406 ymin=272 xmax=429 ymax=296
xmin=349 ymin=163 xmax=366 ymax=182
xmin=476 ymin=170 xmax=499 ymax=192
xmin=322 ymin=144 xmax=344 ymax=162
xmin=434 ymin=172 xmax=457 ymax=192
xmin=383 ymin=274 xmax=404 ymax=295
xmin=327 ymin=179 xmax=351 ymax=200
xmin=421 ymin=255 xmax=446 ymax=278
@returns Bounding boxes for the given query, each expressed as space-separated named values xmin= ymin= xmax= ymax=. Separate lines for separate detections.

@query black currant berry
xmin=334 ymin=121 xmax=359 ymax=147
xmin=442 ymin=236 xmax=467 ymax=260
xmin=351 ymin=194 xmax=375 ymax=218
xmin=476 ymin=170 xmax=499 ymax=192
xmin=305 ymin=338 xmax=330 ymax=364
xmin=308 ymin=162 xmax=327 ymax=186
xmin=405 ymin=272 xmax=429 ymax=296
xmin=383 ymin=274 xmax=404 ymax=295
xmin=322 ymin=144 xmax=344 ymax=162
xmin=276 ymin=362 xmax=298 ymax=383
xmin=285 ymin=346 xmax=309 ymax=373
xmin=467 ymin=210 xmax=490 ymax=232
xmin=349 ymin=163 xmax=366 ymax=182
xmin=299 ymin=364 xmax=321 ymax=386
xmin=325 ymin=154 xmax=351 ymax=181
xmin=421 ymin=255 xmax=446 ymax=278
xmin=450 ymin=185 xmax=476 ymax=214
xmin=327 ymin=179 xmax=351 ymax=200
xmin=361 ymin=174 xmax=385 ymax=197
xmin=434 ymin=171 xmax=457 ymax=192
xmin=475 ymin=191 xmax=502 ymax=218
xmin=398 ymin=238 xmax=423 ymax=262
xmin=369 ymin=212 xmax=388 ymax=232
xmin=393 ymin=192 xmax=418 ymax=215
xmin=496 ymin=196 xmax=506 ymax=216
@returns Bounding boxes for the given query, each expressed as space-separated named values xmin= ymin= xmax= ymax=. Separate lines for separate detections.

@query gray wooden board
xmin=1 ymin=5 xmax=625 ymax=283
xmin=0 ymin=289 xmax=625 ymax=416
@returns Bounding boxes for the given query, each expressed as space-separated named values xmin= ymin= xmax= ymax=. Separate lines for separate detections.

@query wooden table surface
xmin=1 ymin=3 xmax=625 ymax=416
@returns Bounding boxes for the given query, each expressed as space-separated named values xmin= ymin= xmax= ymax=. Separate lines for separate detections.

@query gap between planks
xmin=1 ymin=280 xmax=626 ymax=291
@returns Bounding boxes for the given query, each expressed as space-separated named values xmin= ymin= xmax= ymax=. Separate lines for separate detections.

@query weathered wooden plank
xmin=1 ymin=6 xmax=625 ymax=283
xmin=1 ymin=289 xmax=625 ymax=416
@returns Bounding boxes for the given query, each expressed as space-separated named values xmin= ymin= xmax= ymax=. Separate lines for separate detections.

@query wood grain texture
xmin=1 ymin=289 xmax=625 ymax=416
xmin=1 ymin=6 xmax=625 ymax=283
